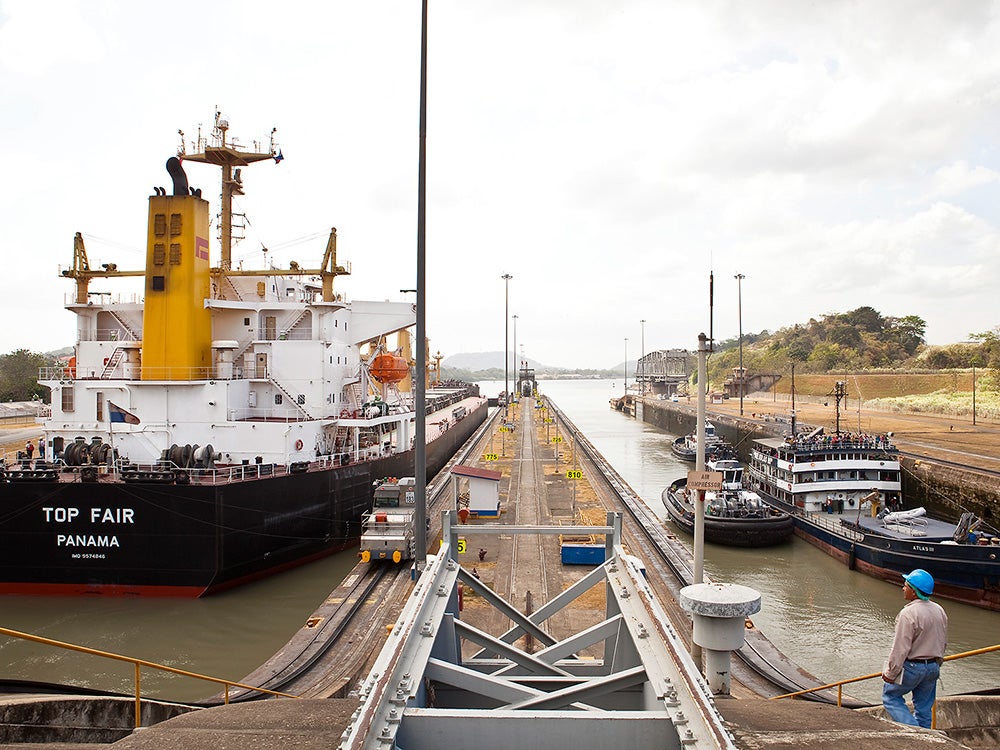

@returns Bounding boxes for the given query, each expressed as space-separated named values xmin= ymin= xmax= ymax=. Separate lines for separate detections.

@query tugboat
xmin=746 ymin=395 xmax=1000 ymax=610
xmin=0 ymin=112 xmax=487 ymax=596
xmin=662 ymin=458 xmax=793 ymax=547
xmin=670 ymin=422 xmax=735 ymax=462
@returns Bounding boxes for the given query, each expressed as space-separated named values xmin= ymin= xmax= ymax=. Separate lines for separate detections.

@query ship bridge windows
xmin=275 ymin=394 xmax=283 ymax=405
xmin=96 ymin=392 xmax=104 ymax=422
xmin=61 ymin=386 xmax=74 ymax=412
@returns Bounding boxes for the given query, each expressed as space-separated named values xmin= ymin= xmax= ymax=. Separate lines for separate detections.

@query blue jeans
xmin=882 ymin=660 xmax=940 ymax=728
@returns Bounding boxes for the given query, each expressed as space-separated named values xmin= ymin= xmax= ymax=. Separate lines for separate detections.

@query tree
xmin=843 ymin=306 xmax=884 ymax=333
xmin=885 ymin=315 xmax=926 ymax=355
xmin=828 ymin=324 xmax=862 ymax=349
xmin=969 ymin=327 xmax=1000 ymax=369
xmin=0 ymin=349 xmax=49 ymax=402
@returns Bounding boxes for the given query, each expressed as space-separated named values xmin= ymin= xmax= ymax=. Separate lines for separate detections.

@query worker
xmin=881 ymin=569 xmax=948 ymax=728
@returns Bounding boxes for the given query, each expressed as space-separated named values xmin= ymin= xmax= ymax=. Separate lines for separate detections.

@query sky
xmin=2 ymin=1 xmax=999 ymax=370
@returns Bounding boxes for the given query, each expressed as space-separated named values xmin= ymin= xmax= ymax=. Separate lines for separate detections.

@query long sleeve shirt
xmin=884 ymin=599 xmax=948 ymax=681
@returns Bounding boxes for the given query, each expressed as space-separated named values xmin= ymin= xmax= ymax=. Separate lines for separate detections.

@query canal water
xmin=1 ymin=379 xmax=997 ymax=704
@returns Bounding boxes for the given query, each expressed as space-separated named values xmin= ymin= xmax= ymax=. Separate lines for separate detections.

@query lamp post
xmin=734 ymin=273 xmax=745 ymax=417
xmin=640 ymin=319 xmax=646 ymax=396
xmin=413 ymin=0 xmax=429 ymax=571
xmin=624 ymin=337 xmax=629 ymax=392
xmin=502 ymin=274 xmax=512 ymax=415
xmin=512 ymin=314 xmax=518 ymax=401
xmin=973 ymin=366 xmax=977 ymax=426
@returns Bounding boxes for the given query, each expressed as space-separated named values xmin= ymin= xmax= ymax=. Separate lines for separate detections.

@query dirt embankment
xmin=705 ymin=393 xmax=1000 ymax=471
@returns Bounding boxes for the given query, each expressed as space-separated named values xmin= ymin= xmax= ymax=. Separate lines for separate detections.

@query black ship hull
xmin=0 ymin=402 xmax=487 ymax=597
xmin=754 ymin=486 xmax=1000 ymax=611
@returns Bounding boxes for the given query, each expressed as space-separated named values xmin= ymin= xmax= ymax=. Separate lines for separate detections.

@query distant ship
xmin=0 ymin=112 xmax=486 ymax=596
xmin=670 ymin=422 xmax=735 ymax=462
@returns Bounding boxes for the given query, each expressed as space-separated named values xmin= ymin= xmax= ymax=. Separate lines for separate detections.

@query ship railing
xmin=255 ymin=327 xmax=313 ymax=341
xmin=107 ymin=453 xmax=356 ymax=484
xmin=76 ymin=327 xmax=139 ymax=342
xmin=228 ymin=407 xmax=314 ymax=422
xmin=770 ymin=643 xmax=1000 ymax=730
xmin=64 ymin=292 xmax=144 ymax=308
xmin=786 ymin=437 xmax=896 ymax=453
xmin=0 ymin=625 xmax=299 ymax=729
xmin=40 ymin=365 xmax=259 ymax=382
xmin=800 ymin=509 xmax=866 ymax=542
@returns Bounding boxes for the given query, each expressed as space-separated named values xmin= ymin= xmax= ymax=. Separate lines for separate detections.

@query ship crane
xmin=61 ymin=232 xmax=145 ymax=304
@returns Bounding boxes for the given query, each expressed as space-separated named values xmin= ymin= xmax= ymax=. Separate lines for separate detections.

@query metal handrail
xmin=770 ymin=643 xmax=1000 ymax=729
xmin=0 ymin=626 xmax=299 ymax=728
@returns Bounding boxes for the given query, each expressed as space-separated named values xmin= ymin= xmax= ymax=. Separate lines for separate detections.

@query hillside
xmin=768 ymin=372 xmax=976 ymax=400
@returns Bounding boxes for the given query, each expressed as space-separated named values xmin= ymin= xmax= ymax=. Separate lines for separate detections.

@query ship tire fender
xmin=294 ymin=439 xmax=304 ymax=451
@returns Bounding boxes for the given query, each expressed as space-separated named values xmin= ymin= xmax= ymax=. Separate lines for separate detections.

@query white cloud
xmin=2 ymin=1 xmax=999 ymax=367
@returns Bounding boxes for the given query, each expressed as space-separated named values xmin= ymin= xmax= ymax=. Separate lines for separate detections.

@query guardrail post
xmin=134 ymin=663 xmax=141 ymax=728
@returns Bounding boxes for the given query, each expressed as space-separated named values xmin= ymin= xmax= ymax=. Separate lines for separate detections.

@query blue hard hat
xmin=903 ymin=569 xmax=934 ymax=597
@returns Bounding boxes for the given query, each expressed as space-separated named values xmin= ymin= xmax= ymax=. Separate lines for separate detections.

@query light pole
xmin=413 ymin=0 xmax=429 ymax=571
xmin=512 ymin=314 xmax=518 ymax=400
xmin=973 ymin=366 xmax=977 ymax=426
xmin=640 ymin=319 xmax=646 ymax=396
xmin=734 ymin=273 xmax=745 ymax=416
xmin=502 ymin=274 xmax=512 ymax=415
xmin=624 ymin=337 xmax=629 ymax=392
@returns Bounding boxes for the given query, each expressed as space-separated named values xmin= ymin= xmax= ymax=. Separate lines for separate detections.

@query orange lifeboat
xmin=369 ymin=354 xmax=409 ymax=384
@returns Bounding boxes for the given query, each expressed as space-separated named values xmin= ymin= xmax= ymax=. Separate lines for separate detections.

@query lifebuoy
xmin=294 ymin=439 xmax=304 ymax=451
xmin=340 ymin=409 xmax=351 ymax=418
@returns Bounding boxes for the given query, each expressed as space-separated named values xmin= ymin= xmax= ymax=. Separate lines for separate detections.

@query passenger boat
xmin=661 ymin=458 xmax=793 ymax=547
xmin=0 ymin=113 xmax=487 ymax=597
xmin=746 ymin=432 xmax=1000 ymax=610
xmin=670 ymin=422 xmax=735 ymax=462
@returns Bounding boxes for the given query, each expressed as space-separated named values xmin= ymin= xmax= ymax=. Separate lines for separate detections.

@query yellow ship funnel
xmin=141 ymin=161 xmax=212 ymax=380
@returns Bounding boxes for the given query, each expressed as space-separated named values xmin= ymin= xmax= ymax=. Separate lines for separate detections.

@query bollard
xmin=680 ymin=582 xmax=761 ymax=695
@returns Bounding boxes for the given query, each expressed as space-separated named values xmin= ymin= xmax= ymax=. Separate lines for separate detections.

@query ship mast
xmin=178 ymin=110 xmax=277 ymax=271
xmin=178 ymin=111 xmax=350 ymax=300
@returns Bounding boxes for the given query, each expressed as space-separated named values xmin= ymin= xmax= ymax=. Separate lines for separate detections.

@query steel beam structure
xmin=338 ymin=513 xmax=737 ymax=750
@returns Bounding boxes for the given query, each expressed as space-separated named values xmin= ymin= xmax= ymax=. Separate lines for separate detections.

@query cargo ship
xmin=0 ymin=113 xmax=487 ymax=596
